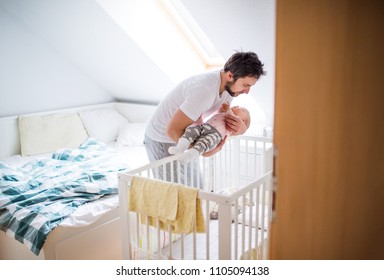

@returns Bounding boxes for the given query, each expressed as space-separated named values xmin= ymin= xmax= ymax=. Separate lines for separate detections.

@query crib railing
xmin=210 ymin=136 xmax=273 ymax=192
xmin=118 ymin=136 xmax=273 ymax=260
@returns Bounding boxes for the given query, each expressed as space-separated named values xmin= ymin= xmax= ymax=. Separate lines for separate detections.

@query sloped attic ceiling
xmin=97 ymin=0 xmax=225 ymax=82
xmin=0 ymin=0 xmax=174 ymax=106
xmin=0 ymin=0 xmax=275 ymax=124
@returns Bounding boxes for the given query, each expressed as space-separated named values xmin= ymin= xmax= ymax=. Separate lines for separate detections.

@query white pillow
xmin=116 ymin=122 xmax=147 ymax=147
xmin=80 ymin=108 xmax=128 ymax=144
xmin=19 ymin=113 xmax=88 ymax=156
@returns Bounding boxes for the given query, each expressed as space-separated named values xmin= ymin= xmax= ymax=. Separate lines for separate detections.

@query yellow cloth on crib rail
xmin=128 ymin=176 xmax=205 ymax=234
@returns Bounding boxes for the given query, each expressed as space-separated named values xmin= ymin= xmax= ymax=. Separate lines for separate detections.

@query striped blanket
xmin=0 ymin=138 xmax=128 ymax=256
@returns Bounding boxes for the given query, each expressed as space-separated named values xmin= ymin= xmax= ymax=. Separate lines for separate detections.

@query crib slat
xmin=260 ymin=183 xmax=267 ymax=258
xmin=255 ymin=139 xmax=258 ymax=180
xmin=205 ymin=199 xmax=210 ymax=260
xmin=196 ymin=161 xmax=199 ymax=188
xmin=162 ymin=162 xmax=166 ymax=181
xmin=241 ymin=198 xmax=246 ymax=256
xmin=218 ymin=202 xmax=232 ymax=259
xmin=145 ymin=216 xmax=150 ymax=258
xmin=118 ymin=177 xmax=130 ymax=260
xmin=170 ymin=160 xmax=174 ymax=182
xmin=234 ymin=200 xmax=239 ymax=259
xmin=156 ymin=219 xmax=161 ymax=260
xmin=168 ymin=225 xmax=172 ymax=259
xmin=119 ymin=136 xmax=273 ymax=260
xmin=255 ymin=186 xmax=260 ymax=257
xmin=247 ymin=191 xmax=253 ymax=256
xmin=193 ymin=223 xmax=197 ymax=260
xmin=181 ymin=234 xmax=184 ymax=260
xmin=186 ymin=162 xmax=190 ymax=186
xmin=177 ymin=161 xmax=181 ymax=184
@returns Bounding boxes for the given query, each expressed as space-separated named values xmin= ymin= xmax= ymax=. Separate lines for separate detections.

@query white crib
xmin=118 ymin=136 xmax=273 ymax=260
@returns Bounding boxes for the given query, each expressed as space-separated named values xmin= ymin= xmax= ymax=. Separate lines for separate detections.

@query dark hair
xmin=223 ymin=51 xmax=266 ymax=81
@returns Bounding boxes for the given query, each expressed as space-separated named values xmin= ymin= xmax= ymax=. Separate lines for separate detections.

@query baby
xmin=168 ymin=103 xmax=250 ymax=162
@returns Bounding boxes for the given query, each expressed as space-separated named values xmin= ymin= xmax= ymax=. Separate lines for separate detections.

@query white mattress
xmin=0 ymin=143 xmax=149 ymax=228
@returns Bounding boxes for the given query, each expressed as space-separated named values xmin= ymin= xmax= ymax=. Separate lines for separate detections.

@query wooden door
xmin=270 ymin=0 xmax=384 ymax=259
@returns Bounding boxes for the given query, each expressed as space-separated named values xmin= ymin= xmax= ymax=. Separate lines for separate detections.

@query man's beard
xmin=225 ymin=84 xmax=237 ymax=97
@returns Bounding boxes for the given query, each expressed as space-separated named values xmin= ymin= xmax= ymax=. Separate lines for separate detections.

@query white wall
xmin=0 ymin=5 xmax=112 ymax=116
xmin=0 ymin=0 xmax=275 ymax=126
xmin=0 ymin=0 xmax=173 ymax=117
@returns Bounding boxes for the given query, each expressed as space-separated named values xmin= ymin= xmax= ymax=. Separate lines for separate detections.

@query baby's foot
xmin=168 ymin=146 xmax=183 ymax=155
xmin=178 ymin=148 xmax=199 ymax=163
xmin=168 ymin=138 xmax=190 ymax=155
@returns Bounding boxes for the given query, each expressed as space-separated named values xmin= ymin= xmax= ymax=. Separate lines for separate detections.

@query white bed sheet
xmin=0 ymin=143 xmax=149 ymax=228
xmin=1 ymin=153 xmax=52 ymax=168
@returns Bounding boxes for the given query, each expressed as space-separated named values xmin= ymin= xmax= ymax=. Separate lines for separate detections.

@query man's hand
xmin=225 ymin=114 xmax=247 ymax=135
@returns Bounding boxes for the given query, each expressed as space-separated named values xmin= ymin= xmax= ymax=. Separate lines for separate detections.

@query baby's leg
xmin=168 ymin=138 xmax=190 ymax=154
xmin=179 ymin=132 xmax=221 ymax=163
xmin=168 ymin=125 xmax=202 ymax=155
xmin=192 ymin=130 xmax=222 ymax=154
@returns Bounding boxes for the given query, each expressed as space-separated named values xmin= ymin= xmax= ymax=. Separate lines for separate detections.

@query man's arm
xmin=166 ymin=109 xmax=195 ymax=142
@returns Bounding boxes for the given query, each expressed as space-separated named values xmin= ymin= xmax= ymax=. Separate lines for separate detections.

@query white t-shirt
xmin=146 ymin=70 xmax=233 ymax=143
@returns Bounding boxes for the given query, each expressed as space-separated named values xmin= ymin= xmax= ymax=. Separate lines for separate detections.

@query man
xmin=145 ymin=51 xmax=266 ymax=167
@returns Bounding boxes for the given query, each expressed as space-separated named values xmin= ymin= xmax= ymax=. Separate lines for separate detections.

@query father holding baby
xmin=144 ymin=51 xmax=266 ymax=172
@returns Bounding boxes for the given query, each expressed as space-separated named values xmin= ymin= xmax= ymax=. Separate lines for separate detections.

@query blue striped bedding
xmin=0 ymin=138 xmax=128 ymax=256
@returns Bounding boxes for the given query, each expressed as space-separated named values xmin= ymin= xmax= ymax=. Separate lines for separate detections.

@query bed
xmin=118 ymin=135 xmax=273 ymax=260
xmin=0 ymin=102 xmax=156 ymax=259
